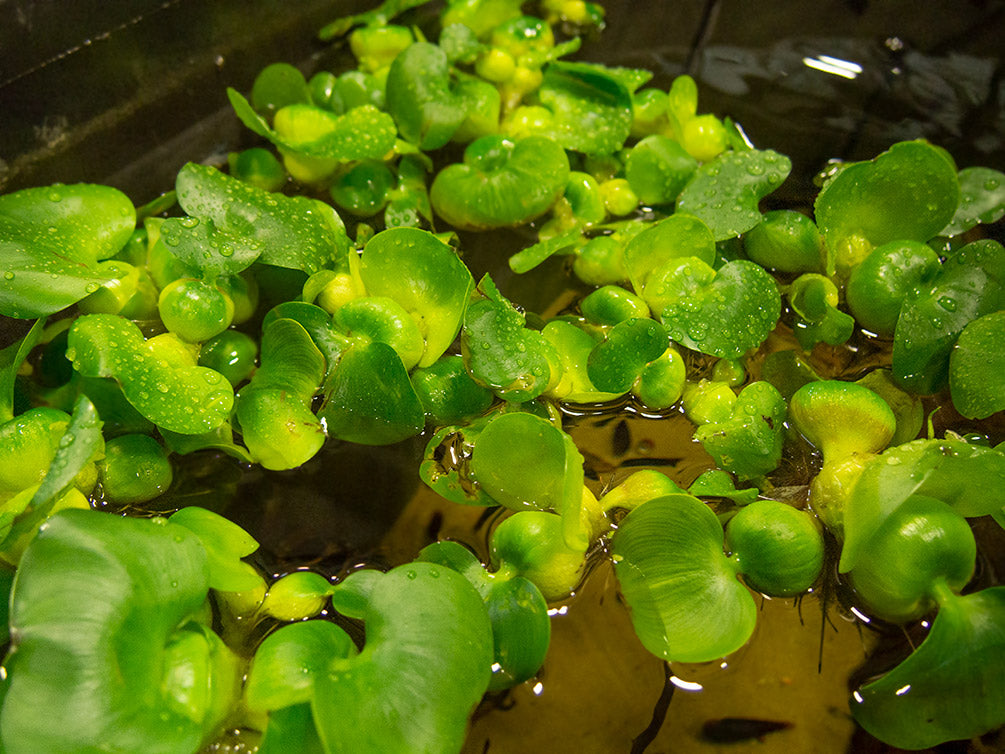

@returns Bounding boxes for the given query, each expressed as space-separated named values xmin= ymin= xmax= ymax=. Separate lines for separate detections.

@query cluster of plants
xmin=1 ymin=0 xmax=1003 ymax=751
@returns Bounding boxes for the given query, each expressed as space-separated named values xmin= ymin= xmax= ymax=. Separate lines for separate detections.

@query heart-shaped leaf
xmin=312 ymin=564 xmax=493 ymax=754
xmin=2 ymin=509 xmax=240 ymax=753
xmin=950 ymin=311 xmax=1005 ymax=419
xmin=693 ymin=381 xmax=787 ymax=481
xmin=815 ymin=140 xmax=959 ymax=262
xmin=676 ymin=149 xmax=791 ymax=241
xmin=430 ymin=134 xmax=570 ymax=230
xmin=0 ymin=184 xmax=136 ymax=318
xmin=319 ymin=341 xmax=424 ymax=445
xmin=611 ymin=494 xmax=757 ymax=663
xmin=657 ymin=258 xmax=781 ymax=358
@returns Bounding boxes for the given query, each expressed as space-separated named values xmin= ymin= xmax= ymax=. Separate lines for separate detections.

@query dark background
xmin=1 ymin=0 xmax=1002 ymax=201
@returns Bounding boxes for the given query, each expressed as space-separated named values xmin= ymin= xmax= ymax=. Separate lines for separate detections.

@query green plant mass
xmin=1 ymin=1 xmax=1003 ymax=753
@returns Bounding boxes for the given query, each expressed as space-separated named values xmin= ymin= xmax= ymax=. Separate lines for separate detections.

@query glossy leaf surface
xmin=0 ymin=184 xmax=135 ymax=318
xmin=418 ymin=540 xmax=550 ymax=692
xmin=245 ymin=620 xmax=357 ymax=712
xmin=941 ymin=166 xmax=1005 ymax=236
xmin=892 ymin=239 xmax=1005 ymax=395
xmin=174 ymin=162 xmax=350 ymax=275
xmin=319 ymin=341 xmax=425 ymax=445
xmin=462 ymin=277 xmax=558 ymax=402
xmin=313 ymin=564 xmax=493 ymax=754
xmin=359 ymin=227 xmax=474 ymax=367
xmin=676 ymin=149 xmax=791 ymax=241
xmin=1 ymin=509 xmax=239 ymax=754
xmin=612 ymin=494 xmax=756 ymax=663
xmin=656 ymin=258 xmax=780 ymax=358
xmin=430 ymin=134 xmax=570 ymax=230
xmin=949 ymin=310 xmax=1005 ymax=419
xmin=851 ymin=587 xmax=1005 ymax=750
xmin=840 ymin=438 xmax=1005 ymax=572
xmin=67 ymin=314 xmax=234 ymax=434
xmin=536 ymin=61 xmax=633 ymax=155
xmin=815 ymin=140 xmax=959 ymax=259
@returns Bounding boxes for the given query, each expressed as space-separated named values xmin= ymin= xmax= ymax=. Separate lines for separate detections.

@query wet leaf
xmin=0 ymin=184 xmax=136 ymax=318
xmin=676 ymin=149 xmax=790 ymax=241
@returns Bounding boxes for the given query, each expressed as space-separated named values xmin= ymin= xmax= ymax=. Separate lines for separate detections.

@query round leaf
xmin=815 ymin=140 xmax=959 ymax=257
xmin=611 ymin=494 xmax=757 ymax=663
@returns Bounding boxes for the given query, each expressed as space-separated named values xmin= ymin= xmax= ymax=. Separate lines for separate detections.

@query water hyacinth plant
xmin=0 ymin=0 xmax=1003 ymax=752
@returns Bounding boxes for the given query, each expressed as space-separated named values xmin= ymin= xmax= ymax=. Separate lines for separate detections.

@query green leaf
xmin=676 ymin=149 xmax=791 ymax=241
xmin=840 ymin=438 xmax=1005 ymax=572
xmin=892 ymin=239 xmax=1005 ymax=395
xmin=949 ymin=310 xmax=1005 ymax=419
xmin=0 ymin=184 xmax=136 ymax=318
xmin=470 ymin=412 xmax=582 ymax=513
xmin=158 ymin=215 xmax=262 ymax=282
xmin=319 ymin=341 xmax=425 ymax=445
xmin=941 ymin=166 xmax=1005 ymax=236
xmin=611 ymin=494 xmax=757 ymax=663
xmin=0 ymin=318 xmax=45 ymax=423
xmin=170 ymin=506 xmax=261 ymax=592
xmin=537 ymin=61 xmax=634 ymax=155
xmin=586 ymin=318 xmax=668 ymax=394
xmin=313 ymin=564 xmax=493 ymax=754
xmin=725 ymin=500 xmax=824 ymax=597
xmin=851 ymin=587 xmax=1005 ymax=750
xmin=229 ymin=89 xmax=397 ymax=162
xmin=29 ymin=394 xmax=102 ymax=511
xmin=359 ymin=227 xmax=474 ymax=367
xmin=508 ymin=227 xmax=582 ymax=274
xmin=462 ymin=277 xmax=558 ymax=402
xmin=245 ymin=620 xmax=357 ymax=712
xmin=693 ymin=381 xmax=787 ymax=481
xmin=66 ymin=314 xmax=234 ymax=435
xmin=815 ymin=140 xmax=959 ymax=260
xmin=174 ymin=162 xmax=350 ymax=275
xmin=419 ymin=422 xmax=497 ymax=507
xmin=657 ymin=258 xmax=781 ymax=358
xmin=2 ymin=509 xmax=239 ymax=754
xmin=430 ymin=134 xmax=570 ymax=231
xmin=623 ymin=214 xmax=716 ymax=300
xmin=418 ymin=540 xmax=550 ymax=692
xmin=385 ymin=42 xmax=468 ymax=150
xmin=788 ymin=273 xmax=855 ymax=349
